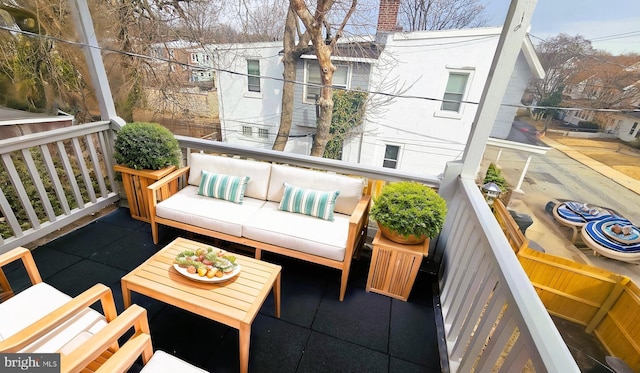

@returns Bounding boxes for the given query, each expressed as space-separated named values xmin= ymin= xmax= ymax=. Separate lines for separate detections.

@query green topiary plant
xmin=370 ymin=181 xmax=447 ymax=243
xmin=114 ymin=122 xmax=180 ymax=170
xmin=483 ymin=163 xmax=509 ymax=192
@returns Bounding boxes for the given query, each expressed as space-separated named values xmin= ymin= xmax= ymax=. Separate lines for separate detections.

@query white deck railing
xmin=0 ymin=121 xmax=119 ymax=254
xmin=0 ymin=124 xmax=579 ymax=370
xmin=438 ymin=176 xmax=579 ymax=372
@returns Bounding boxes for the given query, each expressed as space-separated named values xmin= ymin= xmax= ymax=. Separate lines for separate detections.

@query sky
xmin=481 ymin=0 xmax=640 ymax=55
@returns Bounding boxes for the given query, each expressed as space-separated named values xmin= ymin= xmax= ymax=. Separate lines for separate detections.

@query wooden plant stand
xmin=114 ymin=164 xmax=176 ymax=222
xmin=366 ymin=230 xmax=429 ymax=301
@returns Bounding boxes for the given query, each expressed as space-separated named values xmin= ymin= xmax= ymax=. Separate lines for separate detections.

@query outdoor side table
xmin=366 ymin=230 xmax=429 ymax=301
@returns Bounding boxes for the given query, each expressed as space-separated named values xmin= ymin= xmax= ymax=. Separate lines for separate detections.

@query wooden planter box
xmin=114 ymin=164 xmax=176 ymax=223
xmin=366 ymin=230 xmax=430 ymax=301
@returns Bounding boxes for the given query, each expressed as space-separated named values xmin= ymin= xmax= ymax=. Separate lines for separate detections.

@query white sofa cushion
xmin=242 ymin=202 xmax=350 ymax=261
xmin=156 ymin=186 xmax=266 ymax=237
xmin=141 ymin=350 xmax=208 ymax=373
xmin=188 ymin=153 xmax=271 ymax=200
xmin=0 ymin=282 xmax=106 ymax=354
xmin=267 ymin=164 xmax=364 ymax=215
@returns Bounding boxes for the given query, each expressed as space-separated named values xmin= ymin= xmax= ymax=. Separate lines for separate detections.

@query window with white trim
xmin=242 ymin=126 xmax=253 ymax=137
xmin=191 ymin=53 xmax=199 ymax=63
xmin=258 ymin=128 xmax=269 ymax=139
xmin=441 ymin=73 xmax=469 ymax=112
xmin=631 ymin=122 xmax=638 ymax=135
xmin=247 ymin=60 xmax=260 ymax=92
xmin=383 ymin=145 xmax=400 ymax=169
xmin=305 ymin=61 xmax=349 ymax=103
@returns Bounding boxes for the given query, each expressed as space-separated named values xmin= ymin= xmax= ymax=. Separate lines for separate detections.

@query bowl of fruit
xmin=173 ymin=247 xmax=240 ymax=283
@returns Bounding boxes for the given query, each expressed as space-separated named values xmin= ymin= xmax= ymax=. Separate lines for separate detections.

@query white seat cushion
xmin=0 ymin=282 xmax=107 ymax=354
xmin=242 ymin=202 xmax=349 ymax=261
xmin=22 ymin=309 xmax=107 ymax=353
xmin=156 ymin=186 xmax=266 ymax=237
xmin=0 ymin=283 xmax=71 ymax=341
xmin=141 ymin=350 xmax=208 ymax=373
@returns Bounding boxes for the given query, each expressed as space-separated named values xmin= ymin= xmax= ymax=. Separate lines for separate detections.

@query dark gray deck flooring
xmin=5 ymin=208 xmax=441 ymax=372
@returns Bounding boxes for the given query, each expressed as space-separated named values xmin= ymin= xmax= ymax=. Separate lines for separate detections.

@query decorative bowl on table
xmin=173 ymin=247 xmax=241 ymax=283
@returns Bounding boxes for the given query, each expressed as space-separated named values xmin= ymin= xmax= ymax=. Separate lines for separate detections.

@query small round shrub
xmin=370 ymin=181 xmax=447 ymax=239
xmin=114 ymin=122 xmax=180 ymax=170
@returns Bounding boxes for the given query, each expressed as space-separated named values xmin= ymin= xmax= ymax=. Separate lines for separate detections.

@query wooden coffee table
xmin=121 ymin=237 xmax=281 ymax=373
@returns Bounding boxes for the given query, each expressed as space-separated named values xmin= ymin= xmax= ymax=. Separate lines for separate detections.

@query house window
xmin=383 ymin=145 xmax=400 ymax=169
xmin=242 ymin=126 xmax=253 ymax=137
xmin=305 ymin=61 xmax=349 ymax=103
xmin=441 ymin=73 xmax=469 ymax=112
xmin=630 ymin=122 xmax=638 ymax=135
xmin=168 ymin=49 xmax=175 ymax=59
xmin=191 ymin=53 xmax=199 ymax=63
xmin=258 ymin=128 xmax=269 ymax=139
xmin=247 ymin=60 xmax=260 ymax=92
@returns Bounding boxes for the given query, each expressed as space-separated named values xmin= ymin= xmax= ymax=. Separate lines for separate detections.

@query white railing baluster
xmin=39 ymin=144 xmax=71 ymax=215
xmin=21 ymin=148 xmax=57 ymax=222
xmin=439 ymin=177 xmax=579 ymax=372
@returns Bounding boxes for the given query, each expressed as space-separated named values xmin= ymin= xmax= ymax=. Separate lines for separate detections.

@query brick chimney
xmin=377 ymin=0 xmax=401 ymax=33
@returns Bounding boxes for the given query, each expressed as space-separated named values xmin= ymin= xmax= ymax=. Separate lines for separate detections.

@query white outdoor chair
xmin=61 ymin=304 xmax=208 ymax=373
xmin=0 ymin=247 xmax=117 ymax=353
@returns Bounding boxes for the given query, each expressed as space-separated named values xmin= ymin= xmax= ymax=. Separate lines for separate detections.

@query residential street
xmin=482 ymin=134 xmax=640 ymax=284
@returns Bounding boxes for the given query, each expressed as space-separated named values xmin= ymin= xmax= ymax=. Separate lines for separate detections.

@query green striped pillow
xmin=278 ymin=183 xmax=340 ymax=221
xmin=197 ymin=171 xmax=250 ymax=204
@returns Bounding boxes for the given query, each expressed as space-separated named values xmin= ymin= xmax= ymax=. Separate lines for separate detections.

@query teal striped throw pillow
xmin=197 ymin=171 xmax=250 ymax=204
xmin=278 ymin=183 xmax=340 ymax=221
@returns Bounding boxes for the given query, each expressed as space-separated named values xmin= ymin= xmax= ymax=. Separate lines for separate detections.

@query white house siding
xmin=616 ymin=114 xmax=640 ymax=142
xmin=342 ymin=28 xmax=503 ymax=177
xmin=214 ymin=41 xmax=284 ymax=149
xmin=490 ymin=52 xmax=533 ymax=139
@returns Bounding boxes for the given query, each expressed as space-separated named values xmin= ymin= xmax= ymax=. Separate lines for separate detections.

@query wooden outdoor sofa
xmin=147 ymin=153 xmax=371 ymax=301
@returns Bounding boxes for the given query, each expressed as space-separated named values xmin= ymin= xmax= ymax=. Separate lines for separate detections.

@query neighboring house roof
xmin=0 ymin=107 xmax=75 ymax=140
xmin=522 ymin=36 xmax=545 ymax=80
xmin=0 ymin=107 xmax=74 ymax=126
xmin=300 ymin=41 xmax=383 ymax=63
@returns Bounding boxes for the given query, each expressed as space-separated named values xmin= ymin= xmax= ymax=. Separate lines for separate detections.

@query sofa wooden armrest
xmin=0 ymin=283 xmax=117 ymax=352
xmin=148 ymin=166 xmax=190 ymax=244
xmin=0 ymin=247 xmax=43 ymax=300
xmin=62 ymin=304 xmax=207 ymax=373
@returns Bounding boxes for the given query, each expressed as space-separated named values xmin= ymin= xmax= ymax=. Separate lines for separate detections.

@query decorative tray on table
xmin=173 ymin=247 xmax=241 ymax=283
xmin=601 ymin=222 xmax=640 ymax=244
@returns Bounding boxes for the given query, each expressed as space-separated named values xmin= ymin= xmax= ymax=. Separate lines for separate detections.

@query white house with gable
xmin=212 ymin=2 xmax=544 ymax=177
xmin=341 ymin=26 xmax=544 ymax=176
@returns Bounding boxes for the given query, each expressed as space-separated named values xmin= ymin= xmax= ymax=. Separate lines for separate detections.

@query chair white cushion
xmin=0 ymin=282 xmax=107 ymax=354
xmin=0 ymin=283 xmax=71 ymax=341
xmin=156 ymin=186 xmax=265 ymax=237
xmin=267 ymin=164 xmax=364 ymax=215
xmin=23 ymin=310 xmax=106 ymax=353
xmin=188 ymin=153 xmax=271 ymax=200
xmin=141 ymin=350 xmax=208 ymax=373
xmin=242 ymin=202 xmax=349 ymax=261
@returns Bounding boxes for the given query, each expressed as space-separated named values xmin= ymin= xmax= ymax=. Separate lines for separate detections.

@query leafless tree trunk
xmin=288 ymin=0 xmax=357 ymax=156
xmin=273 ymin=7 xmax=311 ymax=151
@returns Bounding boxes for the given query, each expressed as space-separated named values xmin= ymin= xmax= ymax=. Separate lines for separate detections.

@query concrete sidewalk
xmin=541 ymin=136 xmax=640 ymax=196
